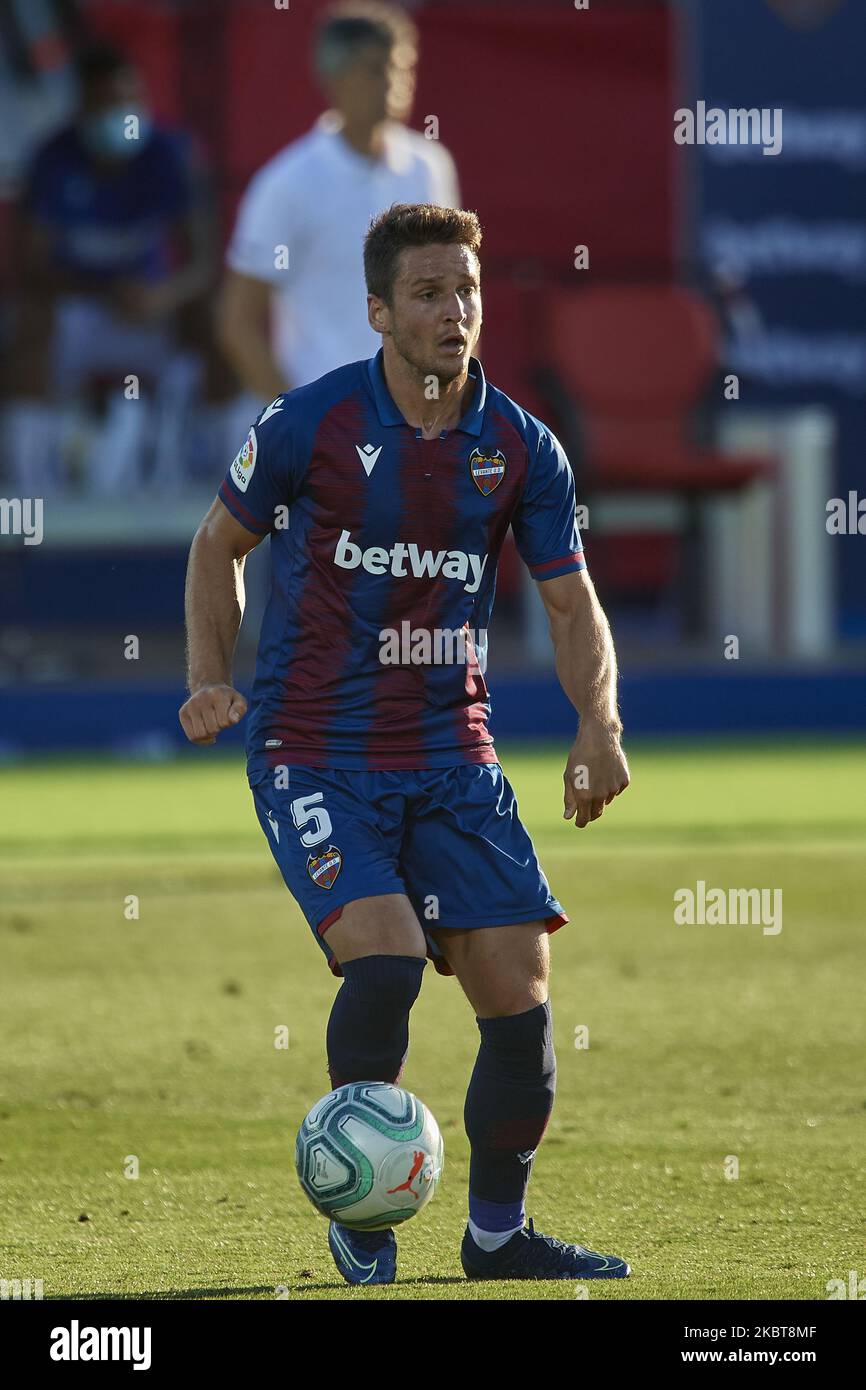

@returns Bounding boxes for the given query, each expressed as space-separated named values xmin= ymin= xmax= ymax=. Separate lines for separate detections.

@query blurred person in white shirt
xmin=218 ymin=0 xmax=461 ymax=397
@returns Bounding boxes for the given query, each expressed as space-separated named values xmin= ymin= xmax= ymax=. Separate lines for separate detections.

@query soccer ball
xmin=295 ymin=1082 xmax=444 ymax=1231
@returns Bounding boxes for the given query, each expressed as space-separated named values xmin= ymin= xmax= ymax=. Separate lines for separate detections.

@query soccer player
xmin=180 ymin=204 xmax=631 ymax=1284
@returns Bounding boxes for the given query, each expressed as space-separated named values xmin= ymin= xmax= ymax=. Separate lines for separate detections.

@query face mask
xmin=79 ymin=106 xmax=152 ymax=160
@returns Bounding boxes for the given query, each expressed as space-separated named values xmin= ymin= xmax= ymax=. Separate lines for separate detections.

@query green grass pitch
xmin=1 ymin=740 xmax=864 ymax=1301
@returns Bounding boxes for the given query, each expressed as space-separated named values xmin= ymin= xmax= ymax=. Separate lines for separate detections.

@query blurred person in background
xmin=3 ymin=40 xmax=235 ymax=494
xmin=0 ymin=0 xmax=84 ymax=194
xmin=218 ymin=0 xmax=461 ymax=399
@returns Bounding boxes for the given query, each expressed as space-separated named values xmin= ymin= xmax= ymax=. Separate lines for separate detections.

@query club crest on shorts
xmin=468 ymin=447 xmax=506 ymax=496
xmin=307 ymin=845 xmax=342 ymax=890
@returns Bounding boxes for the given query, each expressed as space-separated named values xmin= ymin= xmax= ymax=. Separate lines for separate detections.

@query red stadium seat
xmin=546 ymin=284 xmax=773 ymax=492
xmin=541 ymin=284 xmax=776 ymax=633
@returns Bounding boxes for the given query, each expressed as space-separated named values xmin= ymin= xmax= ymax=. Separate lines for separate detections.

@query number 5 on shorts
xmin=290 ymin=792 xmax=333 ymax=848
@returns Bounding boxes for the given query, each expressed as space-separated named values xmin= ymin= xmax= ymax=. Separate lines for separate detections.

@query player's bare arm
xmin=216 ymin=269 xmax=290 ymax=401
xmin=179 ymin=497 xmax=260 ymax=745
xmin=538 ymin=568 xmax=630 ymax=829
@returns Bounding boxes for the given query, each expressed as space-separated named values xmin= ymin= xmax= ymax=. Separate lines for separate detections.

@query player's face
xmin=328 ymin=42 xmax=417 ymax=126
xmin=383 ymin=244 xmax=482 ymax=383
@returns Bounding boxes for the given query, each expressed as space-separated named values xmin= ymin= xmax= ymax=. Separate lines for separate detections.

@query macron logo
xmin=334 ymin=529 xmax=488 ymax=594
xmin=259 ymin=397 xmax=284 ymax=425
xmin=355 ymin=443 xmax=382 ymax=476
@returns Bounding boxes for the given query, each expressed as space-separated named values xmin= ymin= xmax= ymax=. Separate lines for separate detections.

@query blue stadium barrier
xmin=0 ymin=668 xmax=864 ymax=756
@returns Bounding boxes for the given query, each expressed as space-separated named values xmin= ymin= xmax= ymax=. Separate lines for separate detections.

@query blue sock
xmin=467 ymin=1196 xmax=526 ymax=1252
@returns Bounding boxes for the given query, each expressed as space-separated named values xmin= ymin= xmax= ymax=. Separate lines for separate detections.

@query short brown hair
xmin=314 ymin=2 xmax=418 ymax=79
xmin=364 ymin=203 xmax=482 ymax=304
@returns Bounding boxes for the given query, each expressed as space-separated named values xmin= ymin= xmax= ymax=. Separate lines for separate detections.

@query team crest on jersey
xmin=230 ymin=427 xmax=257 ymax=493
xmin=307 ymin=845 xmax=342 ymax=890
xmin=469 ymin=447 xmax=506 ymax=496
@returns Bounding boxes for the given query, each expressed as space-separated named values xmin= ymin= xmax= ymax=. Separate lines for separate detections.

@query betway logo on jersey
xmin=334 ymin=530 xmax=488 ymax=594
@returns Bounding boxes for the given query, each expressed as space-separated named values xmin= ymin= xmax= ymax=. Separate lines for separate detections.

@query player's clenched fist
xmin=179 ymin=683 xmax=248 ymax=746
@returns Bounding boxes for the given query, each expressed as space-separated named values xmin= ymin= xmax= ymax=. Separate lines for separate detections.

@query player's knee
xmin=326 ymin=894 xmax=428 ymax=962
xmin=465 ymin=924 xmax=550 ymax=1019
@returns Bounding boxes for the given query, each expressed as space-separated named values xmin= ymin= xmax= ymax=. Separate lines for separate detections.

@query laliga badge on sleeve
xmin=231 ymin=426 xmax=258 ymax=493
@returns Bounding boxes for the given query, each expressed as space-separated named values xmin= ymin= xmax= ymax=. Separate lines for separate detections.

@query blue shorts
xmin=249 ymin=763 xmax=568 ymax=979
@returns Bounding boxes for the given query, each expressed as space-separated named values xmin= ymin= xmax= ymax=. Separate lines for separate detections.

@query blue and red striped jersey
xmin=218 ymin=347 xmax=585 ymax=772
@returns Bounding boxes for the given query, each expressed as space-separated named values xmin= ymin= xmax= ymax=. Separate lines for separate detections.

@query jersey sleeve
xmin=218 ymin=400 xmax=299 ymax=534
xmin=225 ymin=160 xmax=296 ymax=285
xmin=511 ymin=426 xmax=586 ymax=581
